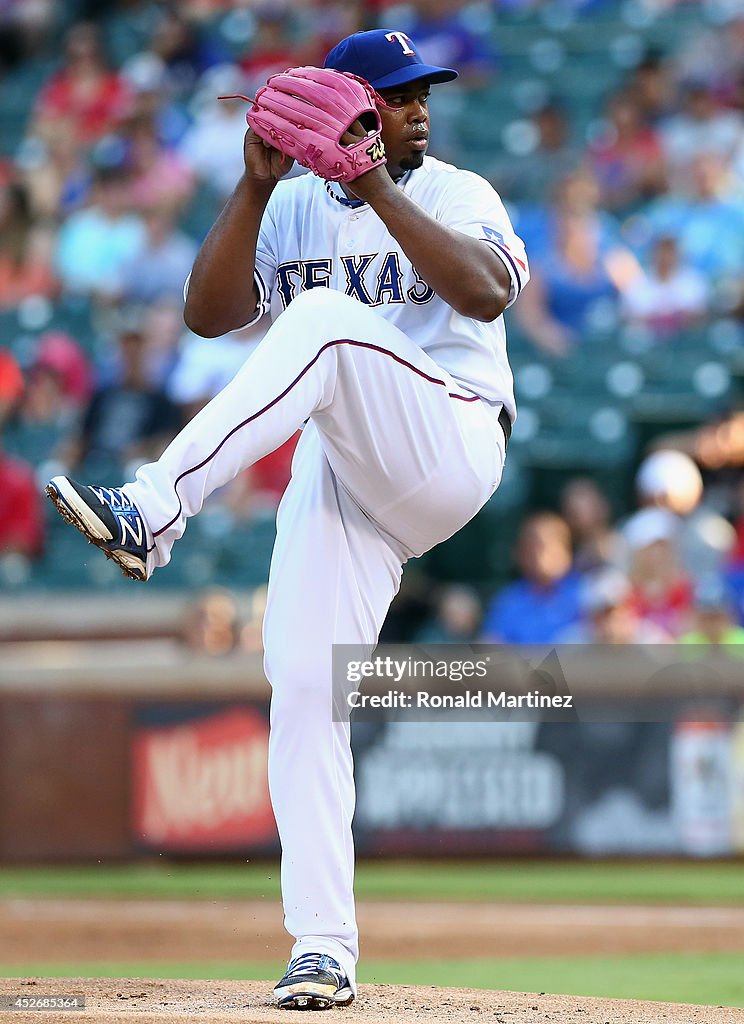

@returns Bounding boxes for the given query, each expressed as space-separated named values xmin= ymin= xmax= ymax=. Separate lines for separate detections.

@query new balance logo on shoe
xmin=118 ymin=513 xmax=144 ymax=549
xmin=46 ymin=477 xmax=150 ymax=582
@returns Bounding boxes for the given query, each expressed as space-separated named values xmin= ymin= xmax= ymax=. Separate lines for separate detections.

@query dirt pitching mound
xmin=2 ymin=979 xmax=742 ymax=1024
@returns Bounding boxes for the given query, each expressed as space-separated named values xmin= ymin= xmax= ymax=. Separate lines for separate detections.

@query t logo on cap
xmin=323 ymin=29 xmax=458 ymax=91
xmin=385 ymin=31 xmax=415 ymax=56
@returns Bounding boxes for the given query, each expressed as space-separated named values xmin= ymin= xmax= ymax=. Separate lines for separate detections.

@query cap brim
xmin=370 ymin=64 xmax=458 ymax=90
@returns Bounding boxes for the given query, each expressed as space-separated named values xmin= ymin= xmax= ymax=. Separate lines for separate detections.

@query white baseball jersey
xmin=249 ymin=156 xmax=529 ymax=419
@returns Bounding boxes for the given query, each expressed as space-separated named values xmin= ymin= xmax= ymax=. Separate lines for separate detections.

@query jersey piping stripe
xmin=190 ymin=269 xmax=270 ymax=332
xmin=255 ymin=266 xmax=268 ymax=306
xmin=148 ymin=337 xmax=480 ymax=546
xmin=486 ymin=240 xmax=522 ymax=294
xmin=238 ymin=267 xmax=270 ymax=328
xmin=252 ymin=267 xmax=270 ymax=321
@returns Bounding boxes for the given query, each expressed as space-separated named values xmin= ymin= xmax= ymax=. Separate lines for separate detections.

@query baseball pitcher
xmin=47 ymin=29 xmax=529 ymax=1010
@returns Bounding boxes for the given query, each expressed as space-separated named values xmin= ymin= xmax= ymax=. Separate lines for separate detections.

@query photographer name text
xmin=347 ymin=690 xmax=573 ymax=709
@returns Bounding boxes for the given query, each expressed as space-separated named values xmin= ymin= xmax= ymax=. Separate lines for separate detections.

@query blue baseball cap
xmin=324 ymin=29 xmax=458 ymax=91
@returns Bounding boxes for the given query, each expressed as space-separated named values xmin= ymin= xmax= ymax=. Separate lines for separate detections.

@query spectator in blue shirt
xmin=54 ymin=165 xmax=146 ymax=298
xmin=636 ymin=153 xmax=744 ymax=284
xmin=118 ymin=207 xmax=197 ymax=304
xmin=513 ymin=168 xmax=636 ymax=355
xmin=482 ymin=513 xmax=583 ymax=643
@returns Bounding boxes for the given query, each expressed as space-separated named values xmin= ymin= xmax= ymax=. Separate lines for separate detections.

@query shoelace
xmin=89 ymin=485 xmax=139 ymax=513
xmin=286 ymin=952 xmax=345 ymax=985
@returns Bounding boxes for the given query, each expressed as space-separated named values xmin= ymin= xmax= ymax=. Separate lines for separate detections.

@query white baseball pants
xmin=125 ymin=289 xmax=507 ymax=990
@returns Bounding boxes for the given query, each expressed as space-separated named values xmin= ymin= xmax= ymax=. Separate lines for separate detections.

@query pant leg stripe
xmin=150 ymin=338 xmax=480 ymax=544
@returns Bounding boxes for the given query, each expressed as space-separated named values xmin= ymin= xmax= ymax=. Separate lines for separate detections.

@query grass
xmin=360 ymin=952 xmax=744 ymax=1007
xmin=0 ymin=860 xmax=742 ymax=905
xmin=3 ymin=861 xmax=741 ymax=1009
xmin=1 ymin=953 xmax=742 ymax=1007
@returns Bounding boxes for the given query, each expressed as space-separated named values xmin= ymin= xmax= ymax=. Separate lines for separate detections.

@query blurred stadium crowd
xmin=2 ymin=0 xmax=744 ymax=649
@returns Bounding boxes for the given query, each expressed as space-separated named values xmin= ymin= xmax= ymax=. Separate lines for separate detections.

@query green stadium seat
xmin=706 ymin=318 xmax=743 ymax=357
xmin=3 ymin=423 xmax=67 ymax=468
xmin=0 ymin=311 xmax=21 ymax=349
xmin=50 ymin=299 xmax=99 ymax=356
xmin=179 ymin=184 xmax=224 ymax=243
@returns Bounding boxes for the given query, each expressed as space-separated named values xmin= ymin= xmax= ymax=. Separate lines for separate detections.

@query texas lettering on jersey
xmin=251 ymin=156 xmax=530 ymax=412
xmin=274 ymin=253 xmax=435 ymax=310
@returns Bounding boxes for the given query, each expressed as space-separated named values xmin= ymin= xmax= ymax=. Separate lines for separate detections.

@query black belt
xmin=498 ymin=406 xmax=512 ymax=446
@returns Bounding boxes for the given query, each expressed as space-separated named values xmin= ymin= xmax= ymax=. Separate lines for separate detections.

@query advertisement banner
xmin=128 ymin=690 xmax=744 ymax=857
xmin=351 ymin=714 xmax=738 ymax=857
xmin=132 ymin=704 xmax=277 ymax=852
xmin=352 ymin=719 xmax=566 ymax=854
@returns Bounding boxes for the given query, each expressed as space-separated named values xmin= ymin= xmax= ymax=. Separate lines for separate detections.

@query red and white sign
xmin=132 ymin=707 xmax=276 ymax=850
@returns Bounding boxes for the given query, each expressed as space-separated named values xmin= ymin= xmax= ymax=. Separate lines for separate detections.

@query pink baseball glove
xmin=226 ymin=66 xmax=389 ymax=183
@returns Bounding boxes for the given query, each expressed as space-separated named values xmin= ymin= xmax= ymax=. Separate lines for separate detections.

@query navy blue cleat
xmin=46 ymin=477 xmax=149 ymax=581
xmin=274 ymin=953 xmax=354 ymax=1011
